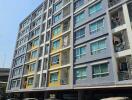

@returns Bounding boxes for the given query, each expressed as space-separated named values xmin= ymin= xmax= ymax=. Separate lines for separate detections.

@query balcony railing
xmin=117 ymin=56 xmax=132 ymax=81
xmin=108 ymin=0 xmax=122 ymax=8
xmin=114 ymin=42 xmax=127 ymax=52
xmin=113 ymin=30 xmax=129 ymax=52
xmin=118 ymin=71 xmax=130 ymax=81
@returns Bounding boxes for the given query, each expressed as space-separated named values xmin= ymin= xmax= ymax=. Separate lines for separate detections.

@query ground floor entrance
xmin=8 ymin=87 xmax=132 ymax=100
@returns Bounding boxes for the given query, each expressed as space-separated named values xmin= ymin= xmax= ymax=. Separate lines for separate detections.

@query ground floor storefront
xmin=8 ymin=87 xmax=132 ymax=100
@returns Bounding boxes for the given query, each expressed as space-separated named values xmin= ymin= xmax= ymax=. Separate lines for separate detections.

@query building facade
xmin=7 ymin=0 xmax=132 ymax=99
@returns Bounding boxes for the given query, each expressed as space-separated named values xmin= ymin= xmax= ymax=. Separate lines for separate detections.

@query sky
xmin=0 ymin=0 xmax=43 ymax=68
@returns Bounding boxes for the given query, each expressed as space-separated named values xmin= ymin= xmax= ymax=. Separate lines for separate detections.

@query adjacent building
xmin=7 ymin=0 xmax=132 ymax=99
xmin=0 ymin=68 xmax=10 ymax=84
xmin=0 ymin=68 xmax=10 ymax=99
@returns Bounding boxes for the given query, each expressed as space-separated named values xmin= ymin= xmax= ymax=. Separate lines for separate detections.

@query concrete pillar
xmin=122 ymin=3 xmax=132 ymax=54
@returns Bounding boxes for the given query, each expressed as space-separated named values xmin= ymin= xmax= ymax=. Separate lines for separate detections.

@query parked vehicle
xmin=7 ymin=98 xmax=19 ymax=100
xmin=45 ymin=99 xmax=60 ymax=100
xmin=101 ymin=97 xmax=129 ymax=100
xmin=23 ymin=98 xmax=38 ymax=100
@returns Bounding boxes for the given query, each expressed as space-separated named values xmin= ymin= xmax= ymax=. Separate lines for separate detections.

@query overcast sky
xmin=0 ymin=0 xmax=43 ymax=68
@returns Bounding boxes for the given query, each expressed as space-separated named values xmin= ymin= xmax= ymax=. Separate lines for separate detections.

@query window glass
xmin=75 ymin=46 xmax=86 ymax=59
xmin=75 ymin=12 xmax=85 ymax=25
xmin=91 ymin=39 xmax=106 ymax=55
xmin=89 ymin=2 xmax=102 ymax=16
xmin=92 ymin=63 xmax=109 ymax=78
xmin=75 ymin=28 xmax=85 ymax=39
xmin=75 ymin=67 xmax=87 ymax=80
xmin=50 ymin=72 xmax=58 ymax=83
xmin=89 ymin=19 xmax=104 ymax=34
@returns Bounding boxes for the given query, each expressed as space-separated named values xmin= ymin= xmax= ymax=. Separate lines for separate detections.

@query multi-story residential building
xmin=7 ymin=0 xmax=132 ymax=99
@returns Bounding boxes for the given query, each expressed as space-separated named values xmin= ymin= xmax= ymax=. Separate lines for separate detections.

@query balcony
xmin=63 ymin=18 xmax=70 ymax=32
xmin=22 ymin=76 xmax=34 ymax=89
xmin=32 ymin=7 xmax=42 ymax=20
xmin=41 ymin=73 xmax=46 ymax=87
xmin=62 ymin=33 xmax=70 ymax=48
xmin=43 ymin=58 xmax=48 ymax=70
xmin=30 ymin=27 xmax=40 ymax=39
xmin=110 ymin=7 xmax=125 ymax=29
xmin=108 ymin=0 xmax=122 ymax=8
xmin=51 ymin=38 xmax=62 ymax=53
xmin=27 ymin=38 xmax=39 ymax=51
xmin=51 ymin=34 xmax=70 ymax=53
xmin=50 ymin=53 xmax=61 ymax=68
xmin=35 ymin=74 xmax=40 ymax=88
xmin=51 ymin=18 xmax=70 ymax=40
xmin=117 ymin=56 xmax=132 ymax=81
xmin=25 ymin=50 xmax=38 ymax=63
xmin=63 ymin=4 xmax=70 ymax=18
xmin=61 ymin=49 xmax=70 ymax=66
xmin=50 ymin=48 xmax=70 ymax=68
xmin=30 ymin=17 xmax=41 ymax=30
xmin=48 ymin=68 xmax=69 ymax=87
xmin=24 ymin=63 xmax=36 ymax=75
xmin=63 ymin=0 xmax=70 ymax=5
xmin=113 ymin=30 xmax=129 ymax=52
xmin=128 ymin=2 xmax=132 ymax=23
xmin=60 ymin=68 xmax=69 ymax=85
xmin=52 ymin=25 xmax=62 ymax=39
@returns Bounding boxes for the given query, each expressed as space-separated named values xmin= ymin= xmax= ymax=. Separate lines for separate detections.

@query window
xmin=90 ymin=39 xmax=106 ymax=55
xmin=75 ymin=67 xmax=87 ymax=80
xmin=13 ymin=67 xmax=22 ymax=77
xmin=31 ymin=50 xmax=38 ymax=58
xmin=74 ymin=11 xmax=84 ymax=25
xmin=16 ymin=80 xmax=20 ymax=87
xmin=28 ymin=77 xmax=34 ymax=85
xmin=45 ymin=44 xmax=49 ymax=55
xmin=89 ymin=19 xmax=104 ymax=34
xmin=11 ymin=79 xmax=20 ymax=88
xmin=50 ymin=72 xmax=58 ymax=83
xmin=92 ymin=63 xmax=109 ymax=78
xmin=48 ymin=9 xmax=52 ymax=17
xmin=54 ymin=13 xmax=62 ymax=23
xmin=89 ymin=2 xmax=102 ymax=16
xmin=63 ymin=19 xmax=70 ymax=32
xmin=32 ymin=38 xmax=39 ymax=47
xmin=51 ymin=55 xmax=59 ymax=65
xmin=74 ymin=0 xmax=84 ymax=10
xmin=37 ymin=60 xmax=42 ymax=71
xmin=52 ymin=25 xmax=61 ymax=37
xmin=53 ymin=39 xmax=60 ymax=49
xmin=47 ymin=19 xmax=51 ymax=28
xmin=75 ymin=46 xmax=86 ymax=59
xmin=30 ymin=62 xmax=36 ymax=72
xmin=22 ymin=18 xmax=30 ymax=28
xmin=75 ymin=28 xmax=85 ymax=40
xmin=11 ymin=80 xmax=17 ymax=88
xmin=30 ymin=27 xmax=40 ymax=39
xmin=63 ymin=5 xmax=70 ymax=17
xmin=15 ymin=55 xmax=24 ymax=66
xmin=46 ymin=32 xmax=50 ymax=41
xmin=54 ymin=1 xmax=62 ymax=12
